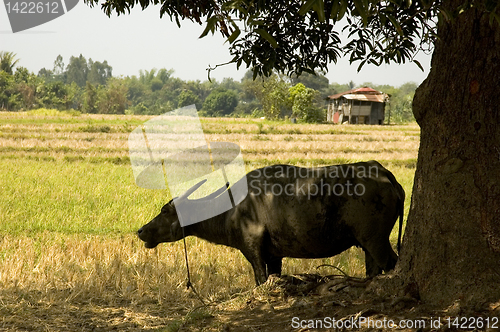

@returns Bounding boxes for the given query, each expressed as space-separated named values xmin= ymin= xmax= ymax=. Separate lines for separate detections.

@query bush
xmin=129 ymin=102 xmax=149 ymax=115
xmin=202 ymin=88 xmax=238 ymax=116
xmin=251 ymin=108 xmax=265 ymax=118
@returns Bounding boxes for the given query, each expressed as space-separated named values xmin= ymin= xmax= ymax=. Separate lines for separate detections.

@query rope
xmin=181 ymin=226 xmax=206 ymax=305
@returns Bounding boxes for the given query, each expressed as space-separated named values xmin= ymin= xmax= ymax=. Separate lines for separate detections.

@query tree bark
xmin=396 ymin=2 xmax=500 ymax=308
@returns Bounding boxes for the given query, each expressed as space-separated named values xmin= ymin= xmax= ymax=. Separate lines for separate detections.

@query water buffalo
xmin=138 ymin=160 xmax=405 ymax=285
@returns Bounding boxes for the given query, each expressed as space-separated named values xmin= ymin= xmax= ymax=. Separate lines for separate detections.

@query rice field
xmin=0 ymin=111 xmax=419 ymax=331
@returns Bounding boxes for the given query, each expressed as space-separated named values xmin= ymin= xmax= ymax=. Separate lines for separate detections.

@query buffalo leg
xmin=364 ymin=248 xmax=382 ymax=278
xmin=242 ymin=251 xmax=268 ymax=285
xmin=383 ymin=245 xmax=398 ymax=272
xmin=265 ymin=256 xmax=282 ymax=276
xmin=363 ymin=241 xmax=398 ymax=277
xmin=376 ymin=241 xmax=398 ymax=272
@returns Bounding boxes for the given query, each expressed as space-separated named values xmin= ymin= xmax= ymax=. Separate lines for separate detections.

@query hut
xmin=326 ymin=87 xmax=389 ymax=125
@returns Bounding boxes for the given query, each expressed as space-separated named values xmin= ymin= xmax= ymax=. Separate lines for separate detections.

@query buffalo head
xmin=137 ymin=179 xmax=208 ymax=248
xmin=137 ymin=179 xmax=230 ymax=248
xmin=137 ymin=198 xmax=183 ymax=248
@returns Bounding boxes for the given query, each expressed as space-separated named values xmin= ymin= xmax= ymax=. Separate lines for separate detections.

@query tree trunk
xmin=396 ymin=2 xmax=500 ymax=308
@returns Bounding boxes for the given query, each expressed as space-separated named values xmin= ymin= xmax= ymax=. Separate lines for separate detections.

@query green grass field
xmin=0 ymin=111 xmax=419 ymax=331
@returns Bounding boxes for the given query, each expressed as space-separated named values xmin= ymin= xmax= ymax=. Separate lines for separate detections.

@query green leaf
xmin=489 ymin=12 xmax=500 ymax=26
xmin=330 ymin=1 xmax=339 ymax=20
xmin=255 ymin=29 xmax=279 ymax=48
xmin=353 ymin=0 xmax=368 ymax=26
xmin=387 ymin=14 xmax=403 ymax=36
xmin=356 ymin=59 xmax=367 ymax=72
xmin=222 ymin=1 xmax=248 ymax=16
xmin=337 ymin=0 xmax=348 ymax=21
xmin=313 ymin=0 xmax=325 ymax=22
xmin=413 ymin=59 xmax=424 ymax=72
xmin=299 ymin=0 xmax=316 ymax=16
xmin=199 ymin=16 xmax=219 ymax=38
xmin=227 ymin=28 xmax=241 ymax=44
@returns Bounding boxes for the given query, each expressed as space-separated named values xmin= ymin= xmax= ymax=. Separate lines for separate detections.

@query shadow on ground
xmin=2 ymin=274 xmax=498 ymax=331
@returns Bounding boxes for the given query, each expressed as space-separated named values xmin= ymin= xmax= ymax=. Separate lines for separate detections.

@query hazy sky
xmin=0 ymin=2 xmax=433 ymax=86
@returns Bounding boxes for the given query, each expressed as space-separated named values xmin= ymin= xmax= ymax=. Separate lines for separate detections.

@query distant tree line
xmin=0 ymin=51 xmax=416 ymax=123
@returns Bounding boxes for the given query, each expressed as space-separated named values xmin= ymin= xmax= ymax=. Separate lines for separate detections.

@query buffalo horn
xmin=175 ymin=179 xmax=208 ymax=202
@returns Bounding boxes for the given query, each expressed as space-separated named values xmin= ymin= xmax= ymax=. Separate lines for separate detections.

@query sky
xmin=0 ymin=1 xmax=433 ymax=87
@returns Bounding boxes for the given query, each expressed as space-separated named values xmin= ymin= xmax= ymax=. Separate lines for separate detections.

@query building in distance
xmin=327 ymin=87 xmax=389 ymax=125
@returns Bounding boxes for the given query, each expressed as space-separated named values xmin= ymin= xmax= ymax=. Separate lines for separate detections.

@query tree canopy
xmin=85 ymin=0 xmax=499 ymax=78
xmin=0 ymin=51 xmax=19 ymax=75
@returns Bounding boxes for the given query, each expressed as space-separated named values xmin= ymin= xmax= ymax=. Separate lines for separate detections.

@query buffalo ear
xmin=170 ymin=221 xmax=183 ymax=240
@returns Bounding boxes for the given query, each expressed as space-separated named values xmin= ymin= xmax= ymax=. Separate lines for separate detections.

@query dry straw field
xmin=0 ymin=111 xmax=419 ymax=331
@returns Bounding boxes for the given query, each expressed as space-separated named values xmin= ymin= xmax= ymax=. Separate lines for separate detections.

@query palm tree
xmin=0 ymin=51 xmax=19 ymax=75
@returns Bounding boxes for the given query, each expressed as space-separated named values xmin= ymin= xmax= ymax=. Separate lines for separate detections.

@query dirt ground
xmin=1 ymin=274 xmax=498 ymax=332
